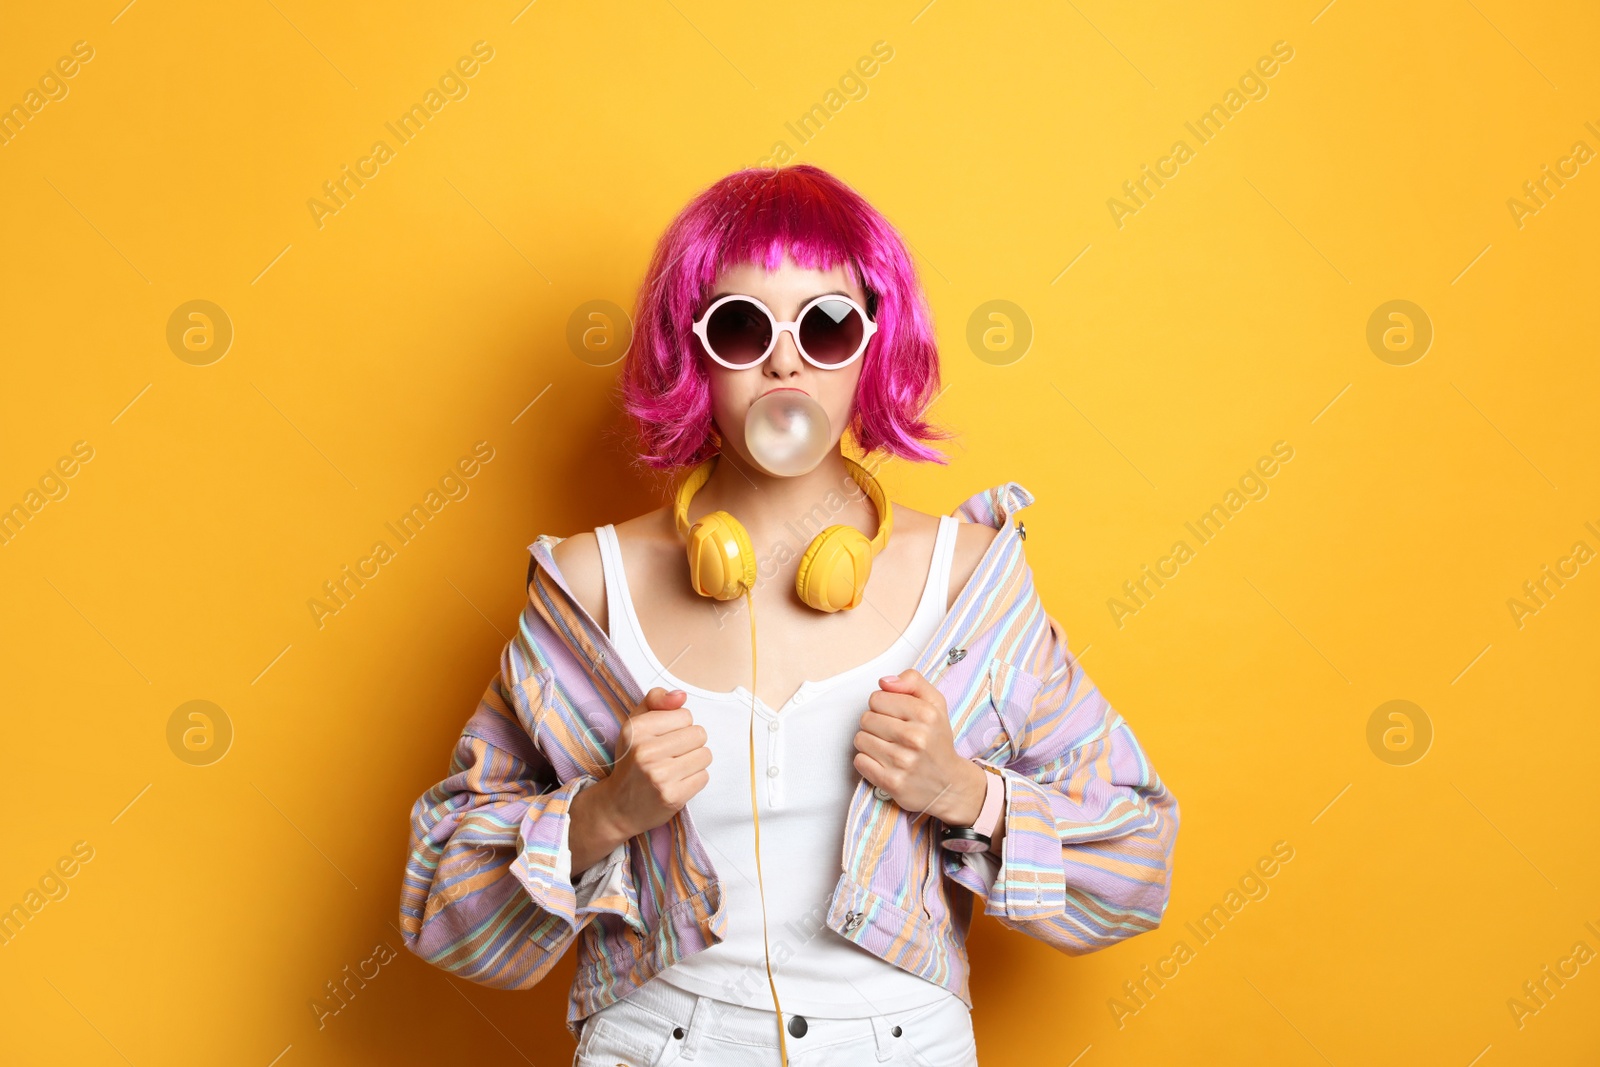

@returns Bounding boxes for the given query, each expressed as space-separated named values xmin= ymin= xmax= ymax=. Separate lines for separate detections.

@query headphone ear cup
xmin=795 ymin=525 xmax=874 ymax=613
xmin=685 ymin=510 xmax=757 ymax=601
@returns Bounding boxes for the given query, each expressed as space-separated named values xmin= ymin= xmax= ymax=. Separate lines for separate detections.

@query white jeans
xmin=572 ymin=977 xmax=980 ymax=1066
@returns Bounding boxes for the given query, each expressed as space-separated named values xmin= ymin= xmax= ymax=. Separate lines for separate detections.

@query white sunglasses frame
xmin=691 ymin=293 xmax=878 ymax=371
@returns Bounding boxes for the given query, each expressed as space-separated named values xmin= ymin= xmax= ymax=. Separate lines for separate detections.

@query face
xmin=697 ymin=253 xmax=868 ymax=475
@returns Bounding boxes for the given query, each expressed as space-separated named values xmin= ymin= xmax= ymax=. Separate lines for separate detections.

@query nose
xmin=764 ymin=323 xmax=806 ymax=378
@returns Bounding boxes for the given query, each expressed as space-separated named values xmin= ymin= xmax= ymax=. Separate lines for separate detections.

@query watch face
xmin=940 ymin=833 xmax=991 ymax=853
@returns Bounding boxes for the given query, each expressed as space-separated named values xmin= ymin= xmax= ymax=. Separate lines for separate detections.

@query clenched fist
xmin=591 ymin=686 xmax=713 ymax=840
xmin=852 ymin=669 xmax=989 ymax=829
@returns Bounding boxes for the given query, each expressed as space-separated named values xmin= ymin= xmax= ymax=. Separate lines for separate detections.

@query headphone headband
xmin=674 ymin=451 xmax=893 ymax=551
xmin=672 ymin=454 xmax=718 ymax=541
xmin=849 ymin=454 xmax=895 ymax=553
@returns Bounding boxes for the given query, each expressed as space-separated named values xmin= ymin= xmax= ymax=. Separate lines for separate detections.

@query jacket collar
xmin=525 ymin=481 xmax=1035 ymax=709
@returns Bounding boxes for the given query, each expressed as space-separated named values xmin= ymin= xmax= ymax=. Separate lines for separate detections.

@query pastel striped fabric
xmin=399 ymin=481 xmax=1180 ymax=1037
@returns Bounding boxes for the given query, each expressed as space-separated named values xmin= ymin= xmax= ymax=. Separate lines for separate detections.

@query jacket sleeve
xmin=397 ymin=639 xmax=636 ymax=987
xmin=945 ymin=611 xmax=1180 ymax=954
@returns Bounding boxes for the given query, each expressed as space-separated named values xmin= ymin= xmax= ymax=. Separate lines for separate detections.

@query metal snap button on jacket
xmin=787 ymin=1014 xmax=808 ymax=1037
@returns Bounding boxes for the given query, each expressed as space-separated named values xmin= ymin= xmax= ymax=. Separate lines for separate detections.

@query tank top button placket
xmin=765 ymin=711 xmax=783 ymax=808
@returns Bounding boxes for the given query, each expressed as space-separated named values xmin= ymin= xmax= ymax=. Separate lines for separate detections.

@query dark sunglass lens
xmin=705 ymin=300 xmax=771 ymax=366
xmin=799 ymin=299 xmax=864 ymax=365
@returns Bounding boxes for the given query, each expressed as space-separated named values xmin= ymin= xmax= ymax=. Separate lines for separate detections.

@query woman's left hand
xmin=853 ymin=669 xmax=988 ymax=827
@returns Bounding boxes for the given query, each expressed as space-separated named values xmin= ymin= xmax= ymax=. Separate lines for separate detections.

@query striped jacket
xmin=399 ymin=481 xmax=1179 ymax=1037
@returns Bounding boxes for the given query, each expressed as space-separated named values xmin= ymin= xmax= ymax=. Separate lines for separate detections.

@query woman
xmin=399 ymin=164 xmax=1180 ymax=1066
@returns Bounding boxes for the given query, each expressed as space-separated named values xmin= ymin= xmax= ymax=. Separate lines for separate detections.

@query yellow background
xmin=3 ymin=1 xmax=1597 ymax=1063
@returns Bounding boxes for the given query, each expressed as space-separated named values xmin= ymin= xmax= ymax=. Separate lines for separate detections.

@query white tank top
xmin=594 ymin=515 xmax=961 ymax=1017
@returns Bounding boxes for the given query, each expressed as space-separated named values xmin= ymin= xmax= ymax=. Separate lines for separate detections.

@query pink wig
xmin=617 ymin=164 xmax=955 ymax=474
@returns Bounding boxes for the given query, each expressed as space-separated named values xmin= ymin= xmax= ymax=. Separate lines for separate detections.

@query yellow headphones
xmin=672 ymin=450 xmax=894 ymax=612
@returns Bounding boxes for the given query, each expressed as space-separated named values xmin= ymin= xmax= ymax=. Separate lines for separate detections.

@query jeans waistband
xmin=608 ymin=976 xmax=957 ymax=1052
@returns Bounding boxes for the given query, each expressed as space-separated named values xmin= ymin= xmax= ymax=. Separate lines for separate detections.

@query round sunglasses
xmin=691 ymin=293 xmax=877 ymax=371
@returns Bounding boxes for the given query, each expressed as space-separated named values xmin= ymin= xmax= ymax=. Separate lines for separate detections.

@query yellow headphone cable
xmin=671 ymin=448 xmax=895 ymax=1063
xmin=744 ymin=582 xmax=791 ymax=1065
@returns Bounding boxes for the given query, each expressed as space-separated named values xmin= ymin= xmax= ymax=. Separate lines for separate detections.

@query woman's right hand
xmin=593 ymin=687 xmax=712 ymax=839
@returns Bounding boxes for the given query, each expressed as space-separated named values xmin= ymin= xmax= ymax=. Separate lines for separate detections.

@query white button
xmin=791 ymin=693 xmax=806 ymax=706
xmin=768 ymin=720 xmax=779 ymax=732
xmin=873 ymin=786 xmax=892 ymax=801
xmin=767 ymin=766 xmax=780 ymax=777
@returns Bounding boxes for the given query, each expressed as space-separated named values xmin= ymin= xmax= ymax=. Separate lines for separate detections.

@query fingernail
xmin=879 ymin=675 xmax=897 ymax=686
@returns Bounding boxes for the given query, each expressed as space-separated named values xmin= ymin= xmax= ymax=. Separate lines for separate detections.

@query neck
xmin=693 ymin=447 xmax=881 ymax=559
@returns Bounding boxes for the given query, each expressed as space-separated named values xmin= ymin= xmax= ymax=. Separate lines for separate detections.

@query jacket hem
xmin=563 ymin=878 xmax=725 ymax=1037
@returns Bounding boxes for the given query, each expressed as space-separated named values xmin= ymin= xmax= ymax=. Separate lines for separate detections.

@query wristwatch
xmin=939 ymin=760 xmax=1004 ymax=853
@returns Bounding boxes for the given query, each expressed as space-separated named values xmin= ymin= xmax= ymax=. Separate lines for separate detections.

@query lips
xmin=759 ymin=387 xmax=809 ymax=398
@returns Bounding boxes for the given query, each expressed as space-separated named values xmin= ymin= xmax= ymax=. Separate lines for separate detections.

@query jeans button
xmin=787 ymin=1014 xmax=808 ymax=1038
xmin=673 ymin=1026 xmax=685 ymax=1039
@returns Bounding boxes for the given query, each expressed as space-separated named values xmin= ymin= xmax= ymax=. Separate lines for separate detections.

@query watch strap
xmin=969 ymin=760 xmax=1004 ymax=841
